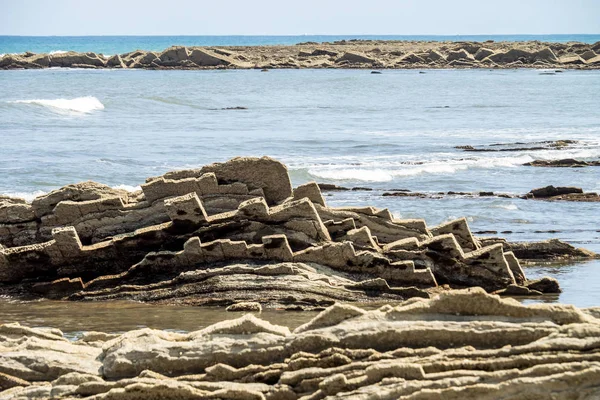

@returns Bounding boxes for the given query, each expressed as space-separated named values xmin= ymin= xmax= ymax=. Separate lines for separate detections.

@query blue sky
xmin=1 ymin=0 xmax=599 ymax=35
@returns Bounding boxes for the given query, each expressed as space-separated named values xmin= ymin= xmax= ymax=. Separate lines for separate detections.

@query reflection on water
xmin=521 ymin=259 xmax=600 ymax=308
xmin=0 ymin=260 xmax=597 ymax=338
xmin=0 ymin=300 xmax=319 ymax=339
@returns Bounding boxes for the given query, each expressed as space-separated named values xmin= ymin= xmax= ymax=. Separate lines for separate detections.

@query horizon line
xmin=1 ymin=33 xmax=599 ymax=37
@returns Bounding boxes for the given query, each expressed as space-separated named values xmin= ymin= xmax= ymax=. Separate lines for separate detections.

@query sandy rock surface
xmin=1 ymin=289 xmax=600 ymax=399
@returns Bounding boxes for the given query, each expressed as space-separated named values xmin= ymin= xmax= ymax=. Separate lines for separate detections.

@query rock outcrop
xmin=3 ymin=40 xmax=599 ymax=70
xmin=0 ymin=157 xmax=557 ymax=307
xmin=525 ymin=185 xmax=600 ymax=202
xmin=524 ymin=158 xmax=600 ymax=167
xmin=2 ymin=289 xmax=600 ymax=399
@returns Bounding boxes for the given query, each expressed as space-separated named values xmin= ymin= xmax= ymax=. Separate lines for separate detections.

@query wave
xmin=113 ymin=184 xmax=141 ymax=192
xmin=9 ymin=96 xmax=105 ymax=114
xmin=49 ymin=50 xmax=68 ymax=55
xmin=0 ymin=190 xmax=45 ymax=203
xmin=298 ymin=155 xmax=532 ymax=182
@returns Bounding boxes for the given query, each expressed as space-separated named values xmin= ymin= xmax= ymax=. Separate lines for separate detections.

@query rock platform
xmin=1 ymin=288 xmax=600 ymax=399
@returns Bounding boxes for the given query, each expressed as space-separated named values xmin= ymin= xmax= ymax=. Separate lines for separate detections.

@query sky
xmin=0 ymin=0 xmax=599 ymax=36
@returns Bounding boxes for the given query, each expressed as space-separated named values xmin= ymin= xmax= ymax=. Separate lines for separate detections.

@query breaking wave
xmin=292 ymin=144 xmax=600 ymax=183
xmin=0 ymin=191 xmax=45 ymax=203
xmin=9 ymin=96 xmax=105 ymax=114
xmin=113 ymin=184 xmax=141 ymax=192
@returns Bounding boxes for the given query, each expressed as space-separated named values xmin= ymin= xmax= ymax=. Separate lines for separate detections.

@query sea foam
xmin=10 ymin=96 xmax=105 ymax=114
xmin=0 ymin=191 xmax=45 ymax=203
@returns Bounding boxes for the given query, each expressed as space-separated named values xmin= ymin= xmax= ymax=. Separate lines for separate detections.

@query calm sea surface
xmin=0 ymin=64 xmax=599 ymax=330
xmin=1 ymin=34 xmax=600 ymax=55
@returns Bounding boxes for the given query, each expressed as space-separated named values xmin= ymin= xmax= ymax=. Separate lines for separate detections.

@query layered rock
xmin=0 ymin=157 xmax=558 ymax=308
xmin=2 ymin=40 xmax=600 ymax=70
xmin=2 ymin=289 xmax=600 ymax=399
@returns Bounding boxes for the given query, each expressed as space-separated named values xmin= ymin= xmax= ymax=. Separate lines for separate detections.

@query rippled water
xmin=0 ymin=67 xmax=599 ymax=310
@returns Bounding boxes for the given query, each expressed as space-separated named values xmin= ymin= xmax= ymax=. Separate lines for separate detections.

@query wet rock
xmin=317 ymin=183 xmax=350 ymax=191
xmin=525 ymin=277 xmax=561 ymax=294
xmin=524 ymin=158 xmax=600 ymax=167
xmin=528 ymin=185 xmax=583 ymax=198
xmin=482 ymin=238 xmax=597 ymax=260
xmin=226 ymin=302 xmax=262 ymax=312
xmin=495 ymin=284 xmax=543 ymax=296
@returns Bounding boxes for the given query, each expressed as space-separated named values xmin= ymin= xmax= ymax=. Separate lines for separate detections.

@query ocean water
xmin=1 ymin=34 xmax=600 ymax=55
xmin=0 ymin=67 xmax=599 ymax=307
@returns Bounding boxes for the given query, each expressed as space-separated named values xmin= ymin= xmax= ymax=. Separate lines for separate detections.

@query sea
xmin=0 ymin=35 xmax=599 ymax=332
xmin=1 ymin=34 xmax=600 ymax=55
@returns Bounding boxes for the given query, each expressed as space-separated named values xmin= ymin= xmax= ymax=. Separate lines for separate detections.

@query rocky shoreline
xmin=2 ymin=289 xmax=600 ymax=398
xmin=2 ymin=156 xmax=600 ymax=398
xmin=2 ymin=40 xmax=600 ymax=70
xmin=3 ymin=156 xmax=594 ymax=309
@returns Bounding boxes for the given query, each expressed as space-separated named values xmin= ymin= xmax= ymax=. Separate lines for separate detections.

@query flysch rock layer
xmin=1 ymin=289 xmax=600 ymax=399
xmin=0 ymin=157 xmax=559 ymax=308
xmin=2 ymin=40 xmax=600 ymax=70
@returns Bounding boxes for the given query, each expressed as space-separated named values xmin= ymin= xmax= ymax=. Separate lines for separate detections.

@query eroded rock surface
xmin=0 ymin=157 xmax=560 ymax=308
xmin=2 ymin=289 xmax=600 ymax=399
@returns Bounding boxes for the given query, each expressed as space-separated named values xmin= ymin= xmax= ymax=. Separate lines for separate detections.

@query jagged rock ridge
xmin=0 ymin=157 xmax=559 ymax=307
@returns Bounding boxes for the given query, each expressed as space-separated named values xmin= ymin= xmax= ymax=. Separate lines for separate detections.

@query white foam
xmin=1 ymin=191 xmax=45 ymax=203
xmin=10 ymin=96 xmax=105 ymax=114
xmin=49 ymin=50 xmax=68 ymax=55
xmin=113 ymin=184 xmax=141 ymax=192
xmin=305 ymin=154 xmax=535 ymax=182
xmin=491 ymin=203 xmax=519 ymax=210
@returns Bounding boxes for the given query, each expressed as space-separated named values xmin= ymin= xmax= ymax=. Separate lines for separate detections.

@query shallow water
xmin=0 ymin=260 xmax=598 ymax=338
xmin=2 ymin=34 xmax=600 ymax=54
xmin=0 ymin=67 xmax=599 ymax=309
xmin=0 ymin=299 xmax=320 ymax=340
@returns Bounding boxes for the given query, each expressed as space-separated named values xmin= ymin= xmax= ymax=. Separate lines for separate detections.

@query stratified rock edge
xmin=0 ymin=156 xmax=567 ymax=307
xmin=1 ymin=288 xmax=600 ymax=399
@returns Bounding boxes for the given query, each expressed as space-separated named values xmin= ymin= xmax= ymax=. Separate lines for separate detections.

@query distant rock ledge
xmin=2 ymin=40 xmax=600 ymax=70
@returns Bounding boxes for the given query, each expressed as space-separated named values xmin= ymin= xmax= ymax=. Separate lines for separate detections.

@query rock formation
xmin=525 ymin=185 xmax=600 ymax=202
xmin=2 ymin=40 xmax=600 ymax=70
xmin=2 ymin=289 xmax=600 ymax=399
xmin=0 ymin=157 xmax=561 ymax=307
xmin=524 ymin=158 xmax=600 ymax=167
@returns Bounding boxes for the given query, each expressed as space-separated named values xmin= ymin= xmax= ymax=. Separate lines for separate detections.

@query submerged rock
xmin=524 ymin=158 xmax=600 ymax=167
